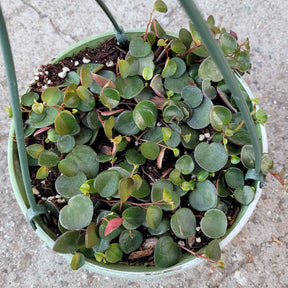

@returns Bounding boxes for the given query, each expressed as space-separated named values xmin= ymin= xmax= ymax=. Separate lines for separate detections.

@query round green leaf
xmin=169 ymin=169 xmax=182 ymax=185
xmin=181 ymin=86 xmax=203 ymax=108
xmin=194 ymin=142 xmax=228 ymax=172
xmin=131 ymin=177 xmax=150 ymax=198
xmin=82 ymin=111 xmax=102 ymax=130
xmin=47 ymin=128 xmax=59 ymax=143
xmin=150 ymin=74 xmax=164 ymax=96
xmin=66 ymin=145 xmax=99 ymax=178
xmin=154 ymin=0 xmax=168 ymax=12
xmin=229 ymin=130 xmax=252 ymax=146
xmin=171 ymin=39 xmax=187 ymax=54
xmin=119 ymin=177 xmax=135 ymax=203
xmin=154 ymin=236 xmax=182 ymax=268
xmin=71 ymin=252 xmax=85 ymax=271
xmin=218 ymin=32 xmax=237 ymax=55
xmin=224 ymin=167 xmax=244 ymax=189
xmin=133 ymin=100 xmax=158 ymax=130
xmin=80 ymin=67 xmax=93 ymax=88
xmin=170 ymin=208 xmax=196 ymax=239
xmin=170 ymin=57 xmax=186 ymax=79
xmin=162 ymin=100 xmax=184 ymax=123
xmin=76 ymin=86 xmax=91 ymax=101
xmin=53 ymin=230 xmax=80 ymax=253
xmin=140 ymin=141 xmax=160 ymax=160
xmin=59 ymin=194 xmax=93 ymax=230
xmin=164 ymin=72 xmax=193 ymax=94
xmin=189 ymin=180 xmax=217 ymax=211
xmin=148 ymin=218 xmax=170 ymax=236
xmin=36 ymin=166 xmax=49 ymax=179
xmin=164 ymin=125 xmax=181 ymax=148
xmin=241 ymin=145 xmax=255 ymax=169
xmin=142 ymin=66 xmax=154 ymax=81
xmin=21 ymin=91 xmax=39 ymax=106
xmin=175 ymin=155 xmax=195 ymax=175
xmin=57 ymin=135 xmax=75 ymax=153
xmin=29 ymin=109 xmax=45 ymax=122
xmin=216 ymin=199 xmax=228 ymax=214
xmin=114 ymin=111 xmax=140 ymax=136
xmin=100 ymin=88 xmax=120 ymax=109
xmin=125 ymin=148 xmax=146 ymax=166
xmin=73 ymin=127 xmax=92 ymax=145
xmin=202 ymin=79 xmax=217 ymax=99
xmin=66 ymin=71 xmax=80 ymax=85
xmin=187 ymin=97 xmax=213 ymax=129
xmin=58 ymin=157 xmax=79 ymax=177
xmin=151 ymin=179 xmax=180 ymax=211
xmin=129 ymin=37 xmax=151 ymax=58
xmin=210 ymin=105 xmax=232 ymax=131
xmin=119 ymin=230 xmax=143 ymax=254
xmin=29 ymin=106 xmax=58 ymax=128
xmin=55 ymin=110 xmax=77 ymax=136
xmin=38 ymin=150 xmax=59 ymax=167
xmin=105 ymin=243 xmax=123 ymax=263
xmin=162 ymin=58 xmax=177 ymax=78
xmin=85 ymin=222 xmax=99 ymax=248
xmin=217 ymin=177 xmax=229 ymax=197
xmin=137 ymin=52 xmax=155 ymax=77
xmin=118 ymin=59 xmax=130 ymax=79
xmin=234 ymin=186 xmax=255 ymax=205
xmin=122 ymin=206 xmax=146 ymax=229
xmin=41 ymin=87 xmax=62 ymax=106
xmin=261 ymin=153 xmax=273 ymax=175
xmin=205 ymin=239 xmax=221 ymax=261
xmin=146 ymin=206 xmax=163 ymax=229
xmin=200 ymin=209 xmax=227 ymax=238
xmin=115 ymin=75 xmax=144 ymax=99
xmin=55 ymin=172 xmax=86 ymax=198
xmin=231 ymin=51 xmax=251 ymax=72
xmin=94 ymin=170 xmax=119 ymax=197
xmin=64 ymin=91 xmax=81 ymax=108
xmin=77 ymin=94 xmax=95 ymax=112
xmin=198 ymin=56 xmax=223 ymax=82
xmin=26 ymin=144 xmax=45 ymax=159
xmin=180 ymin=124 xmax=200 ymax=149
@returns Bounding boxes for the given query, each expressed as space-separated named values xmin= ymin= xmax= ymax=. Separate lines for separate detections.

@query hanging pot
xmin=8 ymin=30 xmax=268 ymax=279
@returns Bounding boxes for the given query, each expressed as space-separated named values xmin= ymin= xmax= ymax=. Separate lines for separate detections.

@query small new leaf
xmin=162 ymin=127 xmax=172 ymax=142
xmin=163 ymin=188 xmax=175 ymax=209
xmin=154 ymin=0 xmax=168 ymax=13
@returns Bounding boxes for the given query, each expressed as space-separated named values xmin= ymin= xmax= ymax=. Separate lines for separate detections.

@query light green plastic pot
xmin=8 ymin=30 xmax=268 ymax=279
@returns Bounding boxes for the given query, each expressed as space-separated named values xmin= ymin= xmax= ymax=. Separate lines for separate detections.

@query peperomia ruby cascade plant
xmin=20 ymin=0 xmax=272 ymax=270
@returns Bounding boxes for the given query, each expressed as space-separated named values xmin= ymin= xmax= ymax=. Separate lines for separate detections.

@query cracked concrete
xmin=0 ymin=0 xmax=287 ymax=287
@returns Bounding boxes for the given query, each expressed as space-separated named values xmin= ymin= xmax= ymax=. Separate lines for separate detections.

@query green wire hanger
xmin=0 ymin=5 xmax=51 ymax=230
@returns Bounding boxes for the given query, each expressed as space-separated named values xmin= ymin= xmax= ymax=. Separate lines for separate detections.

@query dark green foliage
xmin=21 ymin=0 xmax=270 ymax=270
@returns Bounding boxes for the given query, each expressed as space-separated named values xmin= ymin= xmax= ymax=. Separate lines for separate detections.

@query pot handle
xmin=0 ymin=5 xmax=51 ymax=230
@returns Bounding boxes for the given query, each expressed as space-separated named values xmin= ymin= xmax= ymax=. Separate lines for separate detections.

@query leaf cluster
xmin=21 ymin=0 xmax=271 ymax=270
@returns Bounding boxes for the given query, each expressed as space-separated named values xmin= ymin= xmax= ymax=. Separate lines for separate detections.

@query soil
xmin=26 ymin=36 xmax=241 ymax=266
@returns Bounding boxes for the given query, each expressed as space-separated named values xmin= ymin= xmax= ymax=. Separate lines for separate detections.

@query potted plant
xmin=3 ymin=0 xmax=273 ymax=278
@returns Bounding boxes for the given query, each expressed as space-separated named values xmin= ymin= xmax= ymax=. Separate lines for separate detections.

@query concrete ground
xmin=0 ymin=0 xmax=287 ymax=287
